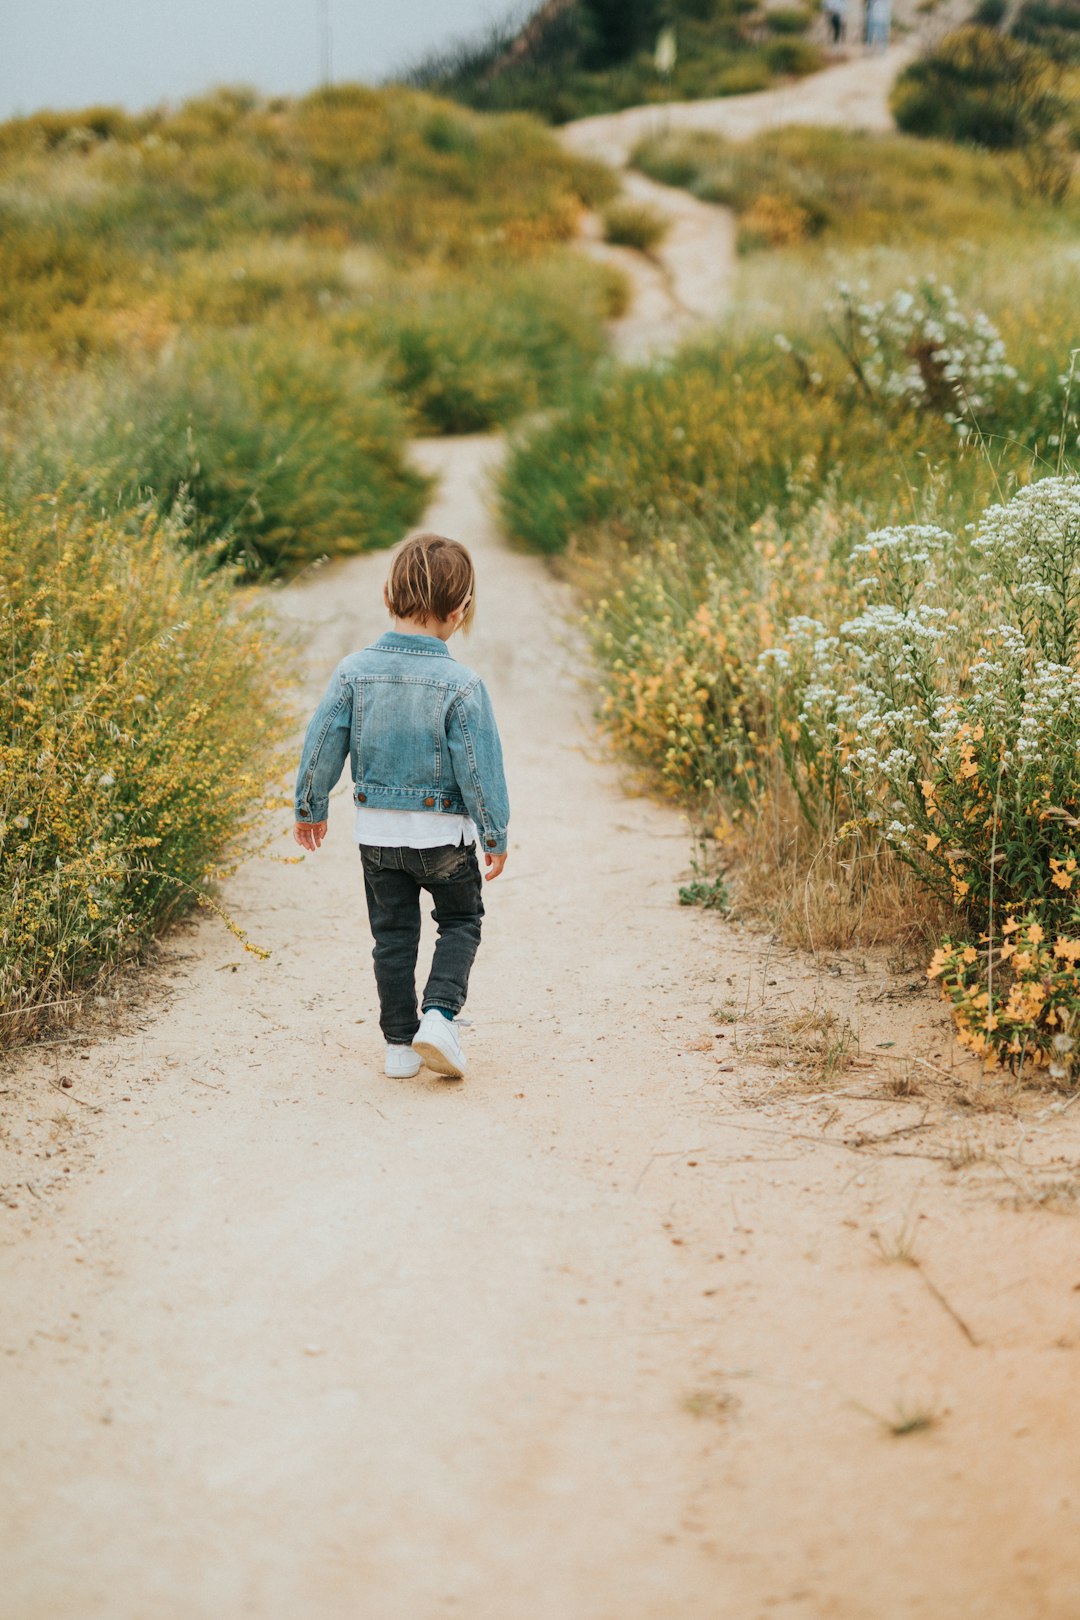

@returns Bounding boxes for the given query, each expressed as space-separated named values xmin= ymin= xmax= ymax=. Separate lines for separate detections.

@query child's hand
xmin=293 ymin=820 xmax=327 ymax=851
xmin=484 ymin=851 xmax=507 ymax=882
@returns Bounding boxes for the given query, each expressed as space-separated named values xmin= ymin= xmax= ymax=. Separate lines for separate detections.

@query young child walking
xmin=292 ymin=532 xmax=509 ymax=1081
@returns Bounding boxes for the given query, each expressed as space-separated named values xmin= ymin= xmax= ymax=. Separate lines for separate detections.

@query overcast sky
xmin=0 ymin=0 xmax=519 ymax=121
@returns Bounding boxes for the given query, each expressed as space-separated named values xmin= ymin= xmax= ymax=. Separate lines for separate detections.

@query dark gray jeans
xmin=359 ymin=842 xmax=484 ymax=1044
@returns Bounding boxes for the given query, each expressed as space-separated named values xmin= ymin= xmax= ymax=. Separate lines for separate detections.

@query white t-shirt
xmin=354 ymin=806 xmax=477 ymax=849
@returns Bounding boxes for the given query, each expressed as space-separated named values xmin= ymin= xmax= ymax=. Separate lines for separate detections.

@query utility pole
xmin=316 ymin=0 xmax=333 ymax=87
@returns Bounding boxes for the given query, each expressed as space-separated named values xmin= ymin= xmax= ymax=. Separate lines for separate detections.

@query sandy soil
xmin=563 ymin=48 xmax=916 ymax=170
xmin=5 ymin=54 xmax=1080 ymax=1620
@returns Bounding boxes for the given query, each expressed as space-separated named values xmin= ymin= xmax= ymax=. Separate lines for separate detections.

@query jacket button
xmin=486 ymin=838 xmax=497 ymax=848
xmin=423 ymin=796 xmax=435 ymax=807
xmin=357 ymin=792 xmax=366 ymax=803
xmin=442 ymin=797 xmax=451 ymax=808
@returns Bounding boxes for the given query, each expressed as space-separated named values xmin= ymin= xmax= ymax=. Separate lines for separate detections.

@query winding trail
xmin=565 ymin=47 xmax=914 ymax=357
xmin=5 ymin=53 xmax=1080 ymax=1620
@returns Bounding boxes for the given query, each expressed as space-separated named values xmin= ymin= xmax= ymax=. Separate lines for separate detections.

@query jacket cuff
xmin=479 ymin=829 xmax=508 ymax=856
xmin=295 ymin=799 xmax=329 ymax=823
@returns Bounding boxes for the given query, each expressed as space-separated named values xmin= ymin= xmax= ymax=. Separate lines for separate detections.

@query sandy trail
xmin=6 ymin=443 xmax=1080 ymax=1620
xmin=563 ymin=47 xmax=915 ymax=169
xmin=5 ymin=54 xmax=1080 ymax=1620
xmin=564 ymin=48 xmax=914 ymax=357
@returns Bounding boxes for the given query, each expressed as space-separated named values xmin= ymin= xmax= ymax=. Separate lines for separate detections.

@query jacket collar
xmin=373 ymin=631 xmax=451 ymax=658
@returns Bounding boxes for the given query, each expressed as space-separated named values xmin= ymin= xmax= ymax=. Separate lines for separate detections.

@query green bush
xmin=335 ymin=255 xmax=623 ymax=433
xmin=974 ymin=0 xmax=1007 ymax=24
xmin=891 ymin=27 xmax=1069 ymax=149
xmin=402 ymin=0 xmax=814 ymax=121
xmin=766 ymin=6 xmax=813 ymax=32
xmin=763 ymin=38 xmax=824 ymax=75
xmin=1012 ymin=0 xmax=1080 ymax=62
xmin=601 ymin=198 xmax=670 ymax=251
xmin=0 ymin=495 xmax=287 ymax=1046
xmin=82 ymin=336 xmax=430 ymax=579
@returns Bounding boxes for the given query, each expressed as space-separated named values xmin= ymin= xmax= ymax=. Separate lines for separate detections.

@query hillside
xmin=0 ymin=84 xmax=619 ymax=578
xmin=403 ymin=0 xmax=824 ymax=122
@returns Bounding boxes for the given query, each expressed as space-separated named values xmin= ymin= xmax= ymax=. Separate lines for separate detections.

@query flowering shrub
xmin=588 ymin=466 xmax=1080 ymax=1074
xmin=929 ymin=918 xmax=1080 ymax=1070
xmin=829 ymin=279 xmax=1019 ymax=430
xmin=755 ymin=475 xmax=1080 ymax=1073
xmin=0 ymin=495 xmax=287 ymax=1046
xmin=501 ymin=265 xmax=1072 ymax=558
xmin=499 ymin=336 xmax=971 ymax=555
xmin=781 ymin=479 xmax=1080 ymax=920
xmin=589 ymin=501 xmax=851 ymax=812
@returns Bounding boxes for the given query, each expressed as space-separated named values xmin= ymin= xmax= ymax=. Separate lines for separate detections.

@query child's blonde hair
xmin=386 ymin=532 xmax=476 ymax=632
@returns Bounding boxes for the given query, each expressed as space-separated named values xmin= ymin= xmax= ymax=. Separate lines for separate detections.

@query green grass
xmin=334 ymin=253 xmax=626 ymax=433
xmin=3 ymin=334 xmax=430 ymax=581
xmin=601 ymin=198 xmax=670 ymax=252
xmin=632 ymin=124 xmax=1080 ymax=253
xmin=0 ymin=82 xmax=624 ymax=572
xmin=498 ymin=325 xmax=1014 ymax=557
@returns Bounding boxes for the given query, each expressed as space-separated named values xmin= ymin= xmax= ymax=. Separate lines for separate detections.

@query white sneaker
xmin=412 ymin=1009 xmax=466 ymax=1079
xmin=385 ymin=1043 xmax=422 ymax=1079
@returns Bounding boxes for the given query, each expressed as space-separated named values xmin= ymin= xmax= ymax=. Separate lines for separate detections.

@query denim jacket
xmin=294 ymin=632 xmax=510 ymax=855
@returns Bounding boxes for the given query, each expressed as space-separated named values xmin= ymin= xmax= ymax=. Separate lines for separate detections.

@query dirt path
xmin=564 ymin=47 xmax=914 ymax=356
xmin=564 ymin=47 xmax=915 ymax=169
xmin=6 ymin=56 xmax=1080 ymax=1620
xmin=6 ymin=441 xmax=1080 ymax=1619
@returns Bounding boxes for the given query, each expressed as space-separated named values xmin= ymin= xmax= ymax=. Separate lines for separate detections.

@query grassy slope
xmin=0 ymin=84 xmax=619 ymax=576
xmin=502 ymin=126 xmax=1080 ymax=556
xmin=401 ymin=0 xmax=822 ymax=124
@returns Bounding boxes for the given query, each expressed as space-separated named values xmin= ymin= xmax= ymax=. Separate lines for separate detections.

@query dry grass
xmin=731 ymin=1002 xmax=858 ymax=1091
xmin=722 ymin=782 xmax=948 ymax=955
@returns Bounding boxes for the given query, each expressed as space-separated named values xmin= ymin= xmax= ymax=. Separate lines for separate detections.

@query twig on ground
xmin=47 ymin=1078 xmax=101 ymax=1111
xmin=847 ymin=1109 xmax=933 ymax=1149
xmin=634 ymin=1146 xmax=708 ymax=1193
xmin=1034 ymin=1091 xmax=1080 ymax=1122
xmin=914 ymin=1261 xmax=980 ymax=1347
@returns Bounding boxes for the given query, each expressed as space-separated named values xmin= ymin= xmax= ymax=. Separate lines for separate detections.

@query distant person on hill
xmin=293 ymin=533 xmax=509 ymax=1083
xmin=823 ymin=0 xmax=847 ymax=45
xmin=865 ymin=0 xmax=891 ymax=48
